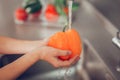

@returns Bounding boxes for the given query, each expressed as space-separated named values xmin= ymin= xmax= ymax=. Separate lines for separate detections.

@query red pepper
xmin=45 ymin=4 xmax=59 ymax=22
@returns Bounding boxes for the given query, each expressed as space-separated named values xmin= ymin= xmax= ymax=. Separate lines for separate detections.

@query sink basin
xmin=0 ymin=39 xmax=115 ymax=80
xmin=82 ymin=40 xmax=116 ymax=80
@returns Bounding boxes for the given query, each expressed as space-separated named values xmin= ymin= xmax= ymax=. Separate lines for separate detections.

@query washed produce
xmin=48 ymin=26 xmax=82 ymax=60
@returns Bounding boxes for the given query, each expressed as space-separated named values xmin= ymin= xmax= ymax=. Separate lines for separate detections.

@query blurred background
xmin=0 ymin=0 xmax=120 ymax=80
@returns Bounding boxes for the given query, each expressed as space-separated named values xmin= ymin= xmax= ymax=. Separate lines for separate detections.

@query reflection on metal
xmin=112 ymin=32 xmax=120 ymax=48
xmin=116 ymin=63 xmax=120 ymax=72
xmin=117 ymin=32 xmax=120 ymax=39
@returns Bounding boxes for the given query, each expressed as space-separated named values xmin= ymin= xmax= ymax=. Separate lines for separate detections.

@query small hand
xmin=35 ymin=46 xmax=79 ymax=67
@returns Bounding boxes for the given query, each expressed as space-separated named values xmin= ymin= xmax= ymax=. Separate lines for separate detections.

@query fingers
xmin=60 ymin=56 xmax=79 ymax=67
xmin=51 ymin=56 xmax=80 ymax=68
xmin=50 ymin=58 xmax=62 ymax=68
xmin=42 ymin=47 xmax=80 ymax=68
xmin=70 ymin=56 xmax=80 ymax=65
xmin=54 ymin=49 xmax=71 ymax=56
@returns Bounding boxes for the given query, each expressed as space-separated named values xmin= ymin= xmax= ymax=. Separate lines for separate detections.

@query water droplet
xmin=57 ymin=68 xmax=62 ymax=80
xmin=64 ymin=67 xmax=72 ymax=80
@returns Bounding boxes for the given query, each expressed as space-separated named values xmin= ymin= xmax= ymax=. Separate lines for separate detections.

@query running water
xmin=57 ymin=67 xmax=73 ymax=80
xmin=57 ymin=1 xmax=73 ymax=80
xmin=64 ymin=67 xmax=72 ymax=80
xmin=64 ymin=1 xmax=73 ymax=80
xmin=57 ymin=68 xmax=63 ymax=80
xmin=68 ymin=0 xmax=73 ymax=30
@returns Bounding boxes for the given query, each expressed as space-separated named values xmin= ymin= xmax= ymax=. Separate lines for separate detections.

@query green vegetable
xmin=23 ymin=2 xmax=38 ymax=9
xmin=54 ymin=0 xmax=67 ymax=16
xmin=26 ymin=3 xmax=42 ymax=14
xmin=22 ymin=0 xmax=40 ymax=9
xmin=54 ymin=0 xmax=79 ymax=16
xmin=72 ymin=2 xmax=79 ymax=11
xmin=22 ymin=0 xmax=42 ymax=14
xmin=56 ymin=6 xmax=66 ymax=16
xmin=54 ymin=0 xmax=67 ymax=7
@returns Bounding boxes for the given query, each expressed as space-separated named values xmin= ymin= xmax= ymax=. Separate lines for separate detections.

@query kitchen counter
xmin=0 ymin=0 xmax=120 ymax=80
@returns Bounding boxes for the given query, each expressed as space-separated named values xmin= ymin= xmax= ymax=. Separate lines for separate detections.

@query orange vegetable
xmin=48 ymin=28 xmax=82 ymax=60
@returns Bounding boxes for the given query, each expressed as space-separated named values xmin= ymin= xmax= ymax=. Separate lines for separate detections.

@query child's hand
xmin=34 ymin=46 xmax=80 ymax=67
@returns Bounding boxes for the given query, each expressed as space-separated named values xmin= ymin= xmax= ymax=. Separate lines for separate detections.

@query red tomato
xmin=15 ymin=8 xmax=28 ymax=21
xmin=45 ymin=4 xmax=59 ymax=22
xmin=46 ymin=4 xmax=56 ymax=12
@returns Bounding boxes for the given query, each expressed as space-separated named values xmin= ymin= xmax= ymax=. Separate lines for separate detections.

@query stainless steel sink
xmin=0 ymin=39 xmax=115 ymax=80
xmin=0 ymin=0 xmax=119 ymax=80
xmin=82 ymin=40 xmax=116 ymax=80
